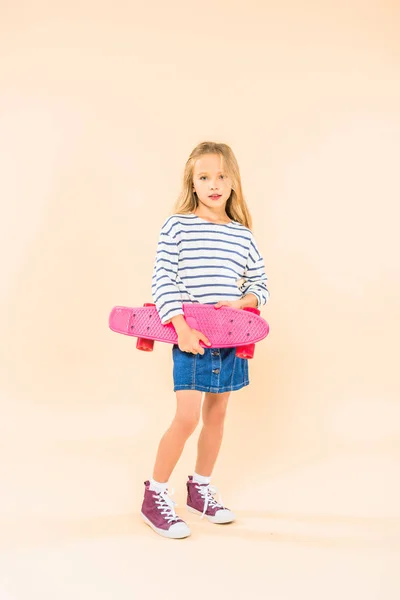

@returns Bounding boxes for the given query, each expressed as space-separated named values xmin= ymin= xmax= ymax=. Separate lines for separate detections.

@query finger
xmin=180 ymin=344 xmax=192 ymax=353
xmin=192 ymin=338 xmax=204 ymax=355
xmin=192 ymin=329 xmax=211 ymax=346
xmin=215 ymin=301 xmax=231 ymax=309
xmin=198 ymin=332 xmax=211 ymax=347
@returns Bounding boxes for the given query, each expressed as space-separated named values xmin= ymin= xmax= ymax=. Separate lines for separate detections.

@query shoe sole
xmin=186 ymin=505 xmax=235 ymax=524
xmin=141 ymin=512 xmax=191 ymax=539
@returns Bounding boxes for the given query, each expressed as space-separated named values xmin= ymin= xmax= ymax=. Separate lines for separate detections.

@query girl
xmin=141 ymin=141 xmax=269 ymax=538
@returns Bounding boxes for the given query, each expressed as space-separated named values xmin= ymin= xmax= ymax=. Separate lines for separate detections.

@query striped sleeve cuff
xmin=158 ymin=303 xmax=184 ymax=325
xmin=242 ymin=284 xmax=270 ymax=307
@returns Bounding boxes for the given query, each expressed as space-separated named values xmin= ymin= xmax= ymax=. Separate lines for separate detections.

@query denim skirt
xmin=172 ymin=345 xmax=249 ymax=393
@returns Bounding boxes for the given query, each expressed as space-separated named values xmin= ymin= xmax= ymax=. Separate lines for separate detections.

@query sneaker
xmin=141 ymin=480 xmax=191 ymax=539
xmin=186 ymin=476 xmax=235 ymax=524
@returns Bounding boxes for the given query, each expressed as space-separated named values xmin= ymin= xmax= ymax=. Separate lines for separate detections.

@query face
xmin=192 ymin=153 xmax=233 ymax=212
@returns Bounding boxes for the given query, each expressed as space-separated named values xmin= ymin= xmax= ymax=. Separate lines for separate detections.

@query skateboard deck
xmin=109 ymin=303 xmax=269 ymax=348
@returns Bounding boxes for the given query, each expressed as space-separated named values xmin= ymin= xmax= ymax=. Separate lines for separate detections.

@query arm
xmin=151 ymin=229 xmax=184 ymax=325
xmin=152 ymin=225 xmax=210 ymax=353
xmin=236 ymin=293 xmax=259 ymax=309
xmin=238 ymin=235 xmax=270 ymax=308
xmin=215 ymin=235 xmax=270 ymax=310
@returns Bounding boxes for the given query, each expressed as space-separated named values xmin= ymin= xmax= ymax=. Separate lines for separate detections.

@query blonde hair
xmin=173 ymin=141 xmax=252 ymax=229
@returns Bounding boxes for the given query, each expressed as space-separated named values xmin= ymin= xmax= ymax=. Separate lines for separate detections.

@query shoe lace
xmin=155 ymin=488 xmax=181 ymax=524
xmin=196 ymin=484 xmax=224 ymax=519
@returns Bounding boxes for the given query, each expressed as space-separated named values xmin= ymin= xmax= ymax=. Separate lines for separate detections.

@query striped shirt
xmin=152 ymin=213 xmax=270 ymax=324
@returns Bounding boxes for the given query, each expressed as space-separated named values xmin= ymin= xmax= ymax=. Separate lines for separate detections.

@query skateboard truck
xmin=136 ymin=303 xmax=157 ymax=353
xmin=234 ymin=306 xmax=260 ymax=359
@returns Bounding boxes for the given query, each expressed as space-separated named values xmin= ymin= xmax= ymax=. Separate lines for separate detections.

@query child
xmin=141 ymin=141 xmax=269 ymax=538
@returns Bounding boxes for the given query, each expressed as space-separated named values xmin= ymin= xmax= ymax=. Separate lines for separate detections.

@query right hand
xmin=177 ymin=327 xmax=211 ymax=355
xmin=170 ymin=314 xmax=211 ymax=354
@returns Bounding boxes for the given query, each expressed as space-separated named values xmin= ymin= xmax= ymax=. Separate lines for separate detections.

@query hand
xmin=177 ymin=327 xmax=211 ymax=355
xmin=214 ymin=299 xmax=244 ymax=310
xmin=215 ymin=294 xmax=258 ymax=310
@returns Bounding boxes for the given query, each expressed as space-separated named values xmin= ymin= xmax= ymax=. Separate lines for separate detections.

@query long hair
xmin=173 ymin=141 xmax=252 ymax=229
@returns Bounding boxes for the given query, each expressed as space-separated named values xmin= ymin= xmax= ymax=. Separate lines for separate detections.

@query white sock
xmin=193 ymin=472 xmax=211 ymax=485
xmin=149 ymin=478 xmax=169 ymax=493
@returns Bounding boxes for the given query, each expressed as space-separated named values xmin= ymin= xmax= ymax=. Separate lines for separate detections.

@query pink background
xmin=0 ymin=1 xmax=399 ymax=598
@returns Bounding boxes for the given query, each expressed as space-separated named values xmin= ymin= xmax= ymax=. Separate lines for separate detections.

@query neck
xmin=194 ymin=206 xmax=231 ymax=224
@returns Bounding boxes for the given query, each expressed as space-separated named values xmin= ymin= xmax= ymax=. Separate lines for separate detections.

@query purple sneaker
xmin=186 ymin=476 xmax=235 ymax=524
xmin=141 ymin=481 xmax=191 ymax=539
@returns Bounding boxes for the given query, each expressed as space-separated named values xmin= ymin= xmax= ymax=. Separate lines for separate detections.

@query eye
xmin=200 ymin=176 xmax=207 ymax=180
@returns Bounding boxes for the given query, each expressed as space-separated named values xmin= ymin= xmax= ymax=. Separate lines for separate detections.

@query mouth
xmin=209 ymin=194 xmax=222 ymax=200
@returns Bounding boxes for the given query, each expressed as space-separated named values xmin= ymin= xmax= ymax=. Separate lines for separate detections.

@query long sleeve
xmin=239 ymin=235 xmax=270 ymax=307
xmin=151 ymin=227 xmax=184 ymax=325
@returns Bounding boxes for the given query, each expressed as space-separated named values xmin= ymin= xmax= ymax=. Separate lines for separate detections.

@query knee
xmin=204 ymin=402 xmax=228 ymax=428
xmin=173 ymin=412 xmax=200 ymax=437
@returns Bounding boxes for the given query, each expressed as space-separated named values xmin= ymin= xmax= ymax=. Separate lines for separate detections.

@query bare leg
xmin=152 ymin=391 xmax=202 ymax=483
xmin=194 ymin=392 xmax=230 ymax=477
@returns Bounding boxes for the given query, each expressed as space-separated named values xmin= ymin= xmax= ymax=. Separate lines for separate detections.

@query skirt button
xmin=212 ymin=368 xmax=220 ymax=374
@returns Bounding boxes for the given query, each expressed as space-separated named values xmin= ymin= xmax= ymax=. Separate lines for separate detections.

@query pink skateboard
xmin=109 ymin=303 xmax=269 ymax=359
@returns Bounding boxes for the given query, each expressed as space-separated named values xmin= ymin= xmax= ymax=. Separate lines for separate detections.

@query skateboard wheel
xmin=236 ymin=307 xmax=259 ymax=357
xmin=235 ymin=343 xmax=255 ymax=359
xmin=136 ymin=337 xmax=155 ymax=352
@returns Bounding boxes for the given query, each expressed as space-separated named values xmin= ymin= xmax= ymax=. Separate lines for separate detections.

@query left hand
xmin=214 ymin=300 xmax=244 ymax=310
